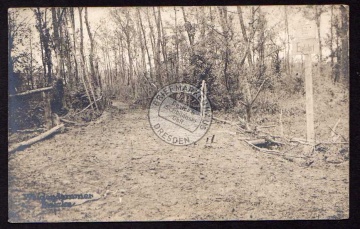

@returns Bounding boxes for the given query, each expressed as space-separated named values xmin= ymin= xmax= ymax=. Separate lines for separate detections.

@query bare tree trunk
xmin=146 ymin=8 xmax=156 ymax=65
xmin=258 ymin=8 xmax=266 ymax=77
xmin=51 ymin=8 xmax=67 ymax=83
xmin=63 ymin=9 xmax=73 ymax=90
xmin=159 ymin=8 xmax=170 ymax=83
xmin=137 ymin=8 xmax=153 ymax=80
xmin=136 ymin=13 xmax=146 ymax=74
xmin=330 ymin=5 xmax=334 ymax=78
xmin=126 ymin=29 xmax=134 ymax=91
xmin=174 ymin=7 xmax=180 ymax=80
xmin=84 ymin=8 xmax=99 ymax=88
xmin=119 ymin=38 xmax=126 ymax=86
xmin=237 ymin=6 xmax=252 ymax=68
xmin=315 ymin=6 xmax=323 ymax=66
xmin=284 ymin=6 xmax=290 ymax=75
xmin=33 ymin=9 xmax=46 ymax=86
xmin=181 ymin=7 xmax=195 ymax=52
xmin=34 ymin=8 xmax=53 ymax=86
xmin=51 ymin=7 xmax=60 ymax=77
xmin=57 ymin=8 xmax=66 ymax=83
xmin=78 ymin=7 xmax=96 ymax=111
xmin=8 ymin=12 xmax=14 ymax=93
xmin=104 ymin=36 xmax=114 ymax=94
xmin=200 ymin=7 xmax=206 ymax=38
xmin=29 ymin=30 xmax=34 ymax=89
xmin=152 ymin=7 xmax=163 ymax=88
xmin=218 ymin=6 xmax=231 ymax=92
xmin=70 ymin=8 xmax=79 ymax=85
xmin=340 ymin=5 xmax=349 ymax=82
xmin=335 ymin=16 xmax=340 ymax=83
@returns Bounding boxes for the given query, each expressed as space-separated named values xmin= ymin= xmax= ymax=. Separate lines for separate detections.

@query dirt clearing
xmin=8 ymin=102 xmax=348 ymax=222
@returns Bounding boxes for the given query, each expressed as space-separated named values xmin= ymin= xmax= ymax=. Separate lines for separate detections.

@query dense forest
xmin=8 ymin=6 xmax=349 ymax=132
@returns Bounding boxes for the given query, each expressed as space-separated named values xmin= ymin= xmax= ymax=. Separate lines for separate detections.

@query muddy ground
xmin=8 ymin=99 xmax=349 ymax=222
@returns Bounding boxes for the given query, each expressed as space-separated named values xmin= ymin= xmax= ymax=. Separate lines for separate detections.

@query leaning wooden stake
xmin=9 ymin=124 xmax=65 ymax=153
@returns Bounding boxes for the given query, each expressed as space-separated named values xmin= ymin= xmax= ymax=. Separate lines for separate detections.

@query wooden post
xmin=292 ymin=22 xmax=317 ymax=147
xmin=279 ymin=108 xmax=284 ymax=137
xmin=304 ymin=54 xmax=315 ymax=143
xmin=200 ymin=80 xmax=206 ymax=117
xmin=42 ymin=91 xmax=52 ymax=129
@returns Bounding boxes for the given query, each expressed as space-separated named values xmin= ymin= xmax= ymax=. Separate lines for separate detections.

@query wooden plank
xmin=292 ymin=38 xmax=318 ymax=55
xmin=9 ymin=86 xmax=53 ymax=98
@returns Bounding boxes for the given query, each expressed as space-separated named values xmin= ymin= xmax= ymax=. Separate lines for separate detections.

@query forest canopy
xmin=8 ymin=5 xmax=349 ymax=130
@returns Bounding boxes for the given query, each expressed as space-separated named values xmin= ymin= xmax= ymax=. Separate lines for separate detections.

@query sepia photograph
xmin=8 ymin=5 xmax=349 ymax=222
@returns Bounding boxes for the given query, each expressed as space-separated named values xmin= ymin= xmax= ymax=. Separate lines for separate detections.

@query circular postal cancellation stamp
xmin=149 ymin=83 xmax=212 ymax=146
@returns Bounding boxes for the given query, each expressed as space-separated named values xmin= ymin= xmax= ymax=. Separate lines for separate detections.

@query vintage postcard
xmin=8 ymin=5 xmax=349 ymax=222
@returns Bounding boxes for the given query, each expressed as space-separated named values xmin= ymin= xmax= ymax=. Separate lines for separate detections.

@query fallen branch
xmin=238 ymin=100 xmax=247 ymax=106
xmin=291 ymin=137 xmax=307 ymax=142
xmin=75 ymin=96 xmax=103 ymax=115
xmin=16 ymin=128 xmax=46 ymax=133
xmin=212 ymin=116 xmax=238 ymax=126
xmin=247 ymin=139 xmax=266 ymax=145
xmin=244 ymin=140 xmax=281 ymax=154
xmin=238 ymin=136 xmax=252 ymax=140
xmin=142 ymin=73 xmax=158 ymax=90
xmin=330 ymin=118 xmax=341 ymax=138
xmin=289 ymin=139 xmax=313 ymax=145
xmin=316 ymin=141 xmax=349 ymax=145
xmin=215 ymin=130 xmax=237 ymax=135
xmin=258 ymin=125 xmax=276 ymax=129
xmin=9 ymin=124 xmax=65 ymax=153
xmin=60 ymin=118 xmax=86 ymax=126
xmin=265 ymin=137 xmax=286 ymax=145
xmin=328 ymin=125 xmax=347 ymax=142
xmin=257 ymin=129 xmax=289 ymax=141
xmin=236 ymin=128 xmax=246 ymax=134
xmin=9 ymin=86 xmax=53 ymax=98
xmin=282 ymin=142 xmax=301 ymax=154
xmin=250 ymin=79 xmax=267 ymax=107
xmin=237 ymin=116 xmax=248 ymax=125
